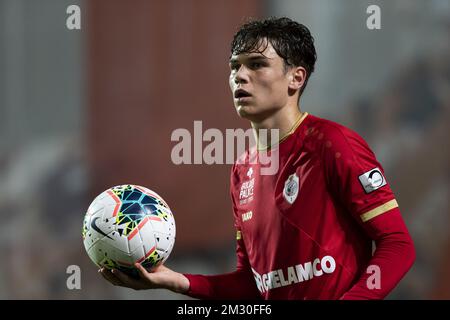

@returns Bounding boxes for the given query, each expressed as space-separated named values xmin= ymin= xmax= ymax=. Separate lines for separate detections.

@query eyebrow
xmin=229 ymin=55 xmax=268 ymax=64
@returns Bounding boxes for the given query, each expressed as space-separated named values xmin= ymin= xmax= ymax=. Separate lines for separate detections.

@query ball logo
xmin=283 ymin=173 xmax=299 ymax=204
xmin=90 ymin=217 xmax=113 ymax=239
xmin=359 ymin=168 xmax=387 ymax=193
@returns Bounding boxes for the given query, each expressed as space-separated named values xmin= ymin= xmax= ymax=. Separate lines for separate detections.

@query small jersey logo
xmin=283 ymin=173 xmax=299 ymax=204
xmin=247 ymin=167 xmax=253 ymax=178
xmin=242 ymin=211 xmax=253 ymax=222
xmin=359 ymin=167 xmax=386 ymax=193
xmin=240 ymin=168 xmax=255 ymax=205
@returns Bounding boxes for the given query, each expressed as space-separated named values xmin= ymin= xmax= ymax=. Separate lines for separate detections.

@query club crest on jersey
xmin=283 ymin=173 xmax=299 ymax=204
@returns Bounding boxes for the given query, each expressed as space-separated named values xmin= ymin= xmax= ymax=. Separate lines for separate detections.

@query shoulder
xmin=304 ymin=114 xmax=374 ymax=158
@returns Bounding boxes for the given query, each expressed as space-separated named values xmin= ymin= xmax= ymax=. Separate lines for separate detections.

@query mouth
xmin=234 ymin=89 xmax=252 ymax=99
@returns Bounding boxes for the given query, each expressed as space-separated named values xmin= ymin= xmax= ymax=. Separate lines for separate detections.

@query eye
xmin=249 ymin=62 xmax=263 ymax=69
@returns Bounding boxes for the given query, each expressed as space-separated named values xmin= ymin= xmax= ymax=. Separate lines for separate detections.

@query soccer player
xmin=100 ymin=17 xmax=415 ymax=299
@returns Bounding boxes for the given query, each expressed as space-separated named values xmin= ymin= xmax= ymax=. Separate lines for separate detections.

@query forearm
xmin=341 ymin=212 xmax=416 ymax=299
xmin=183 ymin=269 xmax=261 ymax=300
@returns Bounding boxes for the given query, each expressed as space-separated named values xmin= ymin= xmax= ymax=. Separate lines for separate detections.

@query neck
xmin=251 ymin=103 xmax=305 ymax=150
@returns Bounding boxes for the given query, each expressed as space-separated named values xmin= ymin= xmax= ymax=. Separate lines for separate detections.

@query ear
xmin=288 ymin=66 xmax=307 ymax=92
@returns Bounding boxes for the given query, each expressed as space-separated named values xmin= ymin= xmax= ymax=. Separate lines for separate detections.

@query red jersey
xmin=185 ymin=113 xmax=415 ymax=300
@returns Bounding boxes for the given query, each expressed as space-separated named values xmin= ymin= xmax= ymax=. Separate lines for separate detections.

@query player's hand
xmin=99 ymin=263 xmax=190 ymax=294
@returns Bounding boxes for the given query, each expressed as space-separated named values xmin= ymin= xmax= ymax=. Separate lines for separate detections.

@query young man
xmin=100 ymin=17 xmax=415 ymax=299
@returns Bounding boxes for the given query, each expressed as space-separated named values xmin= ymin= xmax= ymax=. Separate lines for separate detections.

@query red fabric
xmin=184 ymin=114 xmax=415 ymax=299
xmin=184 ymin=270 xmax=261 ymax=300
xmin=339 ymin=208 xmax=415 ymax=299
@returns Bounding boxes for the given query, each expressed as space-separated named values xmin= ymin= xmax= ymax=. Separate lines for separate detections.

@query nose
xmin=234 ymin=66 xmax=248 ymax=85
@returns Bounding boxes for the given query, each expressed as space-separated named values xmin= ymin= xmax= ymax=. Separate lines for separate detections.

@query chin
xmin=236 ymin=104 xmax=279 ymax=123
xmin=236 ymin=105 xmax=252 ymax=118
xmin=236 ymin=105 xmax=260 ymax=122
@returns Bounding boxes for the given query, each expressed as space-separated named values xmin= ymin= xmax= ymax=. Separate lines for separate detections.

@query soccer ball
xmin=82 ymin=184 xmax=176 ymax=278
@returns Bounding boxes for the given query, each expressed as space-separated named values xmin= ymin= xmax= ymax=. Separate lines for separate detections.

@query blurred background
xmin=0 ymin=0 xmax=448 ymax=299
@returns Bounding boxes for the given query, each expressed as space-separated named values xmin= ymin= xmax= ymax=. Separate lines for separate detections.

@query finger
xmin=134 ymin=263 xmax=161 ymax=288
xmin=100 ymin=268 xmax=123 ymax=286
xmin=100 ymin=268 xmax=121 ymax=285
xmin=111 ymin=268 xmax=139 ymax=286
xmin=135 ymin=263 xmax=159 ymax=283
xmin=134 ymin=263 xmax=150 ymax=277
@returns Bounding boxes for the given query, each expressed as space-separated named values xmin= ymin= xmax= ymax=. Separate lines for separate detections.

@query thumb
xmin=134 ymin=263 xmax=164 ymax=288
xmin=134 ymin=262 xmax=150 ymax=277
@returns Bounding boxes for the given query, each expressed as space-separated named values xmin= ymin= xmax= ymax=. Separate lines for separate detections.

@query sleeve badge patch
xmin=358 ymin=167 xmax=387 ymax=193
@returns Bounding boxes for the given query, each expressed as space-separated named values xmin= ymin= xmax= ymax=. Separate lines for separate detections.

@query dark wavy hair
xmin=231 ymin=17 xmax=317 ymax=96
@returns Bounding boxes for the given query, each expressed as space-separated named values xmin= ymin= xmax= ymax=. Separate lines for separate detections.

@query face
xmin=229 ymin=41 xmax=293 ymax=121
